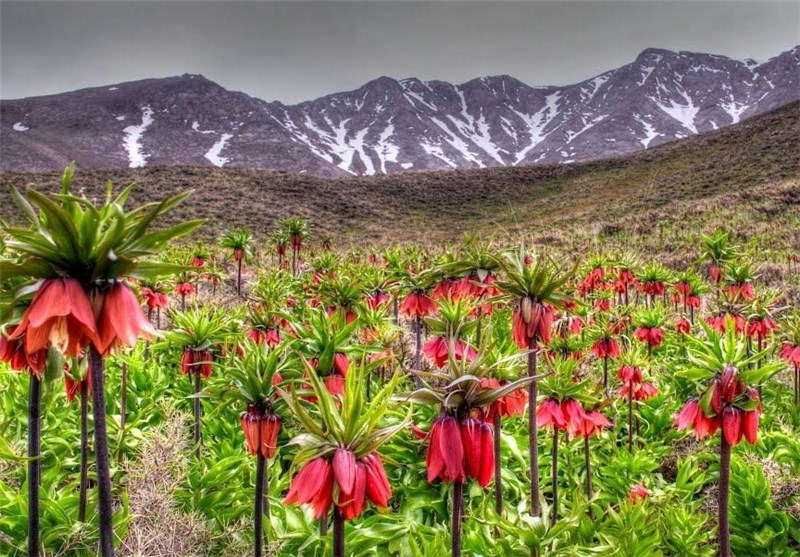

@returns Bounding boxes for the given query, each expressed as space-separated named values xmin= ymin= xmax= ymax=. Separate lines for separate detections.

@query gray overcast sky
xmin=1 ymin=1 xmax=798 ymax=103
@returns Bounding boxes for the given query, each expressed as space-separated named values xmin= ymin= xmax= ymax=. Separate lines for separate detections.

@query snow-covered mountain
xmin=2 ymin=45 xmax=798 ymax=176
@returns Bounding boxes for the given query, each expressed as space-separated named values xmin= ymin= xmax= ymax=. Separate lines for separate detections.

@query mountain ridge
xmin=2 ymin=45 xmax=798 ymax=176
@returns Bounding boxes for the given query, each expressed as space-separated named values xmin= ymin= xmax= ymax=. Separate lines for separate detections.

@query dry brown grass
xmin=119 ymin=408 xmax=211 ymax=557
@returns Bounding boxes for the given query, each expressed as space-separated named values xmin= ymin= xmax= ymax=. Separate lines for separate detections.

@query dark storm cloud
xmin=1 ymin=1 xmax=798 ymax=103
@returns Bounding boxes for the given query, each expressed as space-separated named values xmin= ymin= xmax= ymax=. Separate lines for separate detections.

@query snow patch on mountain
xmin=634 ymin=115 xmax=659 ymax=148
xmin=513 ymin=91 xmax=561 ymax=163
xmin=205 ymin=133 xmax=233 ymax=167
xmin=122 ymin=106 xmax=154 ymax=168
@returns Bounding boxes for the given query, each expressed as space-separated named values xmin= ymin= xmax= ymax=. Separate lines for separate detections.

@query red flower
xmin=240 ymin=405 xmax=262 ymax=455
xmin=432 ymin=279 xmax=463 ymax=302
xmin=0 ymin=325 xmax=48 ymax=375
xmin=400 ymin=291 xmax=437 ymax=318
xmin=181 ymin=348 xmax=214 ymax=378
xmin=675 ymin=399 xmax=699 ymax=431
xmin=536 ymin=398 xmax=566 ymax=429
xmin=580 ymin=411 xmax=611 ymax=438
xmin=746 ymin=317 xmax=777 ymax=339
xmin=742 ymin=409 xmax=760 ymax=444
xmin=779 ymin=343 xmax=800 ymax=366
xmin=426 ymin=416 xmax=464 ymax=483
xmin=191 ymin=256 xmax=205 ymax=268
xmin=93 ymin=283 xmax=156 ymax=355
xmin=425 ymin=416 xmax=493 ymax=487
xmin=722 ymin=407 xmax=743 ymax=446
xmin=591 ymin=338 xmax=620 ymax=359
xmin=481 ymin=378 xmax=528 ymax=419
xmin=561 ymin=398 xmax=587 ymax=438
xmin=175 ymin=282 xmax=195 ymax=296
xmin=628 ymin=484 xmax=649 ymax=504
xmin=260 ymin=413 xmax=281 ymax=458
xmin=617 ymin=365 xmax=642 ymax=384
xmin=675 ymin=317 xmax=691 ymax=335
xmin=676 ymin=398 xmax=720 ymax=440
xmin=284 ymin=457 xmax=334 ymax=519
xmin=422 ymin=336 xmax=476 ymax=368
xmin=11 ymin=278 xmax=97 ymax=358
xmin=512 ymin=299 xmax=554 ymax=348
xmin=366 ymin=291 xmax=390 ymax=309
xmin=64 ymin=369 xmax=91 ymax=403
xmin=634 ymin=327 xmax=664 ymax=349
xmin=362 ymin=452 xmax=392 ymax=508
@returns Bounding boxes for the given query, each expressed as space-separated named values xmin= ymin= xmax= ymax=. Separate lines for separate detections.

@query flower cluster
xmin=240 ymin=404 xmax=282 ymax=458
xmin=284 ymin=450 xmax=392 ymax=521
xmin=425 ymin=416 xmax=494 ymax=487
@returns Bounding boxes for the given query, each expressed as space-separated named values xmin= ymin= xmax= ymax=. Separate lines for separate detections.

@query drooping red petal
xmin=742 ymin=410 xmax=759 ymax=444
xmin=722 ymin=407 xmax=742 ymax=446
xmin=340 ymin=462 xmax=367 ymax=520
xmin=285 ymin=458 xmax=331 ymax=505
xmin=260 ymin=414 xmax=281 ymax=458
xmin=426 ymin=419 xmax=446 ymax=483
xmin=363 ymin=453 xmax=391 ymax=507
xmin=460 ymin=418 xmax=482 ymax=480
xmin=478 ymin=422 xmax=494 ymax=488
xmin=439 ymin=417 xmax=465 ymax=482
xmin=333 ymin=448 xmax=357 ymax=496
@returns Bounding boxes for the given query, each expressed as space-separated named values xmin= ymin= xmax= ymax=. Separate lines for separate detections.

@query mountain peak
xmin=2 ymin=45 xmax=798 ymax=176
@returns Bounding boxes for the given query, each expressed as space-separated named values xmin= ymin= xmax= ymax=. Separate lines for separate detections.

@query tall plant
xmin=281 ymin=358 xmax=406 ymax=557
xmin=493 ymin=249 xmax=573 ymax=518
xmin=675 ymin=320 xmax=783 ymax=557
xmin=0 ymin=163 xmax=202 ymax=555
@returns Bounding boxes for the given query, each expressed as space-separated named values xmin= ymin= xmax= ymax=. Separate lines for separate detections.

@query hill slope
xmin=1 ymin=100 xmax=798 ymax=246
xmin=1 ymin=45 xmax=798 ymax=176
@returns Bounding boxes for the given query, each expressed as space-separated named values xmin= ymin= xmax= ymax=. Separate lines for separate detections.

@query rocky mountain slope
xmin=2 ymin=45 xmax=798 ymax=176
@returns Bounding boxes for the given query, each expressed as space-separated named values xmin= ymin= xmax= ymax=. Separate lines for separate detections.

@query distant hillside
xmin=1 ymin=45 xmax=798 ymax=176
xmin=1 ymin=100 xmax=798 ymax=247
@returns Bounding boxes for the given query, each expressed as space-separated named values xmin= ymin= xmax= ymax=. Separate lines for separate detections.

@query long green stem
xmin=28 ymin=373 xmax=41 ymax=557
xmin=88 ymin=346 xmax=116 ymax=556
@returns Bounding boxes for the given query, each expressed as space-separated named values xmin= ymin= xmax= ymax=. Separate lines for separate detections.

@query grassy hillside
xmin=1 ymin=101 xmax=798 ymax=248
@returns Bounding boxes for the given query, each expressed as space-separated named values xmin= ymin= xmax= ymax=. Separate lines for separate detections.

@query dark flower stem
xmin=120 ymin=362 xmax=127 ymax=431
xmin=193 ymin=370 xmax=202 ymax=460
xmin=237 ymin=258 xmax=243 ymax=297
xmin=28 ymin=373 xmax=41 ymax=557
xmin=254 ymin=453 xmax=266 ymax=557
xmin=603 ymin=356 xmax=609 ymax=398
xmin=320 ymin=514 xmax=328 ymax=536
xmin=627 ymin=385 xmax=634 ymax=452
xmin=584 ymin=436 xmax=595 ymax=521
xmin=527 ymin=336 xmax=540 ymax=517
xmin=333 ymin=506 xmax=345 ymax=557
xmin=493 ymin=413 xmax=503 ymax=515
xmin=414 ymin=316 xmax=422 ymax=387
xmin=719 ymin=430 xmax=731 ymax=557
xmin=551 ymin=428 xmax=559 ymax=523
xmin=79 ymin=379 xmax=89 ymax=522
xmin=88 ymin=346 xmax=116 ymax=557
xmin=451 ymin=480 xmax=463 ymax=557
